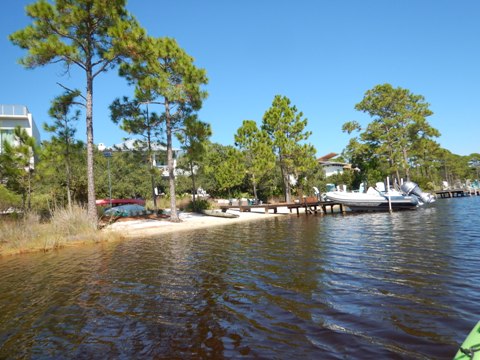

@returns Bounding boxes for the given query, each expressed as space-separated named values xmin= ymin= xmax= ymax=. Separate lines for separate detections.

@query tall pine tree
xmin=10 ymin=0 xmax=145 ymax=224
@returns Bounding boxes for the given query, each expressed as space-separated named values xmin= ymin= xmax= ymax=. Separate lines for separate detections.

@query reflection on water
xmin=1 ymin=197 xmax=479 ymax=359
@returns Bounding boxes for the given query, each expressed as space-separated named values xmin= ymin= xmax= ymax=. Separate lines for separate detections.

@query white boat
xmin=325 ymin=181 xmax=435 ymax=212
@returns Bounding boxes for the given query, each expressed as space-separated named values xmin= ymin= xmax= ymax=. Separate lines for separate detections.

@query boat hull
xmin=325 ymin=191 xmax=419 ymax=211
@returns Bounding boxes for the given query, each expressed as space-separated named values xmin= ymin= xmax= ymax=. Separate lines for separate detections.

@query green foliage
xmin=177 ymin=115 xmax=212 ymax=165
xmin=118 ymin=35 xmax=208 ymax=221
xmin=185 ymin=198 xmax=211 ymax=212
xmin=468 ymin=154 xmax=480 ymax=180
xmin=261 ymin=95 xmax=317 ymax=202
xmin=437 ymin=149 xmax=473 ymax=187
xmin=295 ymin=162 xmax=327 ymax=196
xmin=349 ymin=83 xmax=439 ymax=182
xmin=203 ymin=143 xmax=246 ymax=197
xmin=176 ymin=114 xmax=212 ymax=210
xmin=110 ymin=96 xmax=163 ymax=139
xmin=94 ymin=150 xmax=153 ymax=200
xmin=174 ymin=175 xmax=196 ymax=195
xmin=0 ymin=127 xmax=38 ymax=210
xmin=408 ymin=138 xmax=443 ymax=186
xmin=9 ymin=0 xmax=142 ymax=70
xmin=42 ymin=90 xmax=84 ymax=209
xmin=0 ymin=185 xmax=21 ymax=212
xmin=326 ymin=171 xmax=356 ymax=190
xmin=10 ymin=0 xmax=145 ymax=223
xmin=37 ymin=140 xmax=87 ymax=206
xmin=234 ymin=120 xmax=275 ymax=201
xmin=109 ymin=96 xmax=165 ymax=210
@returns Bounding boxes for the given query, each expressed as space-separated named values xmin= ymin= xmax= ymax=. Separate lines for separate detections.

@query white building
xmin=100 ymin=139 xmax=184 ymax=177
xmin=317 ymin=152 xmax=351 ymax=177
xmin=0 ymin=105 xmax=41 ymax=164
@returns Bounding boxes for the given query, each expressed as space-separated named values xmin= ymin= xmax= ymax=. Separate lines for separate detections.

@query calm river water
xmin=0 ymin=197 xmax=479 ymax=359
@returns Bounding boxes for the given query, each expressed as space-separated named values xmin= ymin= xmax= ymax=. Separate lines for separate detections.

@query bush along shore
xmin=0 ymin=206 xmax=123 ymax=257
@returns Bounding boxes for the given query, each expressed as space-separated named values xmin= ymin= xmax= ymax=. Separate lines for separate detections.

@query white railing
xmin=0 ymin=105 xmax=28 ymax=116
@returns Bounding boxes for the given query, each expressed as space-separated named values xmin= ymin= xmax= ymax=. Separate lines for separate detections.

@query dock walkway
xmin=435 ymin=188 xmax=480 ymax=198
xmin=218 ymin=200 xmax=344 ymax=215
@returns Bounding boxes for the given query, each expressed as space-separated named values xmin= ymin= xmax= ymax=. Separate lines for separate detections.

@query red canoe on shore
xmin=95 ymin=198 xmax=146 ymax=206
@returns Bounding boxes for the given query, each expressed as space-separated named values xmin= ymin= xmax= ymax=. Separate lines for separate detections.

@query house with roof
xmin=98 ymin=139 xmax=184 ymax=177
xmin=0 ymin=104 xmax=40 ymax=165
xmin=317 ymin=152 xmax=352 ymax=177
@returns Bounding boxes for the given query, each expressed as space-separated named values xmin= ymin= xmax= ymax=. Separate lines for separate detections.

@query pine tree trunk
xmin=27 ymin=169 xmax=32 ymax=210
xmin=403 ymin=148 xmax=410 ymax=181
xmin=165 ymin=101 xmax=179 ymax=222
xmin=252 ymin=174 xmax=258 ymax=204
xmin=280 ymin=156 xmax=291 ymax=203
xmin=147 ymin=123 xmax=157 ymax=213
xmin=66 ymin=159 xmax=72 ymax=210
xmin=190 ymin=161 xmax=197 ymax=211
xmin=65 ymin=131 xmax=72 ymax=210
xmin=86 ymin=69 xmax=97 ymax=226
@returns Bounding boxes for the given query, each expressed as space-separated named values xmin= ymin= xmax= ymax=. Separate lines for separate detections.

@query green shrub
xmin=0 ymin=185 xmax=21 ymax=212
xmin=185 ymin=198 xmax=211 ymax=212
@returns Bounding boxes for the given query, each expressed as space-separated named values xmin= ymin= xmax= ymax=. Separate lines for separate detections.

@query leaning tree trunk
xmin=85 ymin=69 xmax=97 ymax=227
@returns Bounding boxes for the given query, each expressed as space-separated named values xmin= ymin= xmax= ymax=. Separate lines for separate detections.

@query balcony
xmin=0 ymin=105 xmax=29 ymax=117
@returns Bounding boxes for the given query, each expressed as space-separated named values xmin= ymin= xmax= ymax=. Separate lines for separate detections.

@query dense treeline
xmin=2 ymin=1 xmax=478 ymax=222
xmin=1 ymin=89 xmax=478 ymax=217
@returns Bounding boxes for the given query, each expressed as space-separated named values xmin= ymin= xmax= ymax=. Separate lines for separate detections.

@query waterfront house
xmin=317 ymin=152 xmax=352 ymax=177
xmin=98 ymin=139 xmax=184 ymax=177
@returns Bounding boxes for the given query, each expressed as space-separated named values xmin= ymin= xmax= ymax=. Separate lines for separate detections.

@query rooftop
xmin=317 ymin=152 xmax=339 ymax=162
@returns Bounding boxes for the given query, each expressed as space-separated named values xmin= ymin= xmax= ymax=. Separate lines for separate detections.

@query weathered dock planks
xmin=434 ymin=188 xmax=480 ymax=198
xmin=218 ymin=200 xmax=345 ymax=215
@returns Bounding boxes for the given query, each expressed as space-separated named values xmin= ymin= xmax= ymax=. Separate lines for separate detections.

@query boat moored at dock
xmin=325 ymin=181 xmax=435 ymax=212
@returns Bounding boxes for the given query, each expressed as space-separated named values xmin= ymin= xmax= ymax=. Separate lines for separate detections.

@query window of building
xmin=0 ymin=129 xmax=14 ymax=153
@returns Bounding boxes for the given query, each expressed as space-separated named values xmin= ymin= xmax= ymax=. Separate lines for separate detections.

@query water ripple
xmin=1 ymin=198 xmax=479 ymax=358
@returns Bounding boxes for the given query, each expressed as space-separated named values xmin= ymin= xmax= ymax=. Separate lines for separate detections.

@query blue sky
xmin=1 ymin=0 xmax=479 ymax=156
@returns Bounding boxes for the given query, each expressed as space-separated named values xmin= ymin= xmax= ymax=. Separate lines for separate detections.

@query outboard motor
xmin=400 ymin=181 xmax=436 ymax=204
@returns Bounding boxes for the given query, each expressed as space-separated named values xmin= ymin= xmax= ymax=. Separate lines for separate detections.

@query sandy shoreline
xmin=105 ymin=208 xmax=293 ymax=238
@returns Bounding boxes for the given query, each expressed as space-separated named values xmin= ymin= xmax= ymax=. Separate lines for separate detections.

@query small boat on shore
xmin=103 ymin=204 xmax=149 ymax=217
xmin=200 ymin=209 xmax=240 ymax=218
xmin=325 ymin=181 xmax=435 ymax=212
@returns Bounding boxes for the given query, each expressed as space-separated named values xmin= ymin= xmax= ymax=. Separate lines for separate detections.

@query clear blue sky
xmin=1 ymin=0 xmax=479 ymax=156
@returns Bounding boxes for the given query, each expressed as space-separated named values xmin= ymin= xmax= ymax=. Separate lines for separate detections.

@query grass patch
xmin=0 ymin=206 xmax=124 ymax=256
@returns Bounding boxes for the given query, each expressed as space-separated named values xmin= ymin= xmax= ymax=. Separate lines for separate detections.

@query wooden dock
xmin=435 ymin=188 xmax=480 ymax=198
xmin=218 ymin=200 xmax=345 ymax=215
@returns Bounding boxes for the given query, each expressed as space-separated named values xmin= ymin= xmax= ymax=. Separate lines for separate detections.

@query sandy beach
xmin=105 ymin=208 xmax=293 ymax=239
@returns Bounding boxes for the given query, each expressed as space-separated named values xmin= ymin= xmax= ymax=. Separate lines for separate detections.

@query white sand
xmin=105 ymin=208 xmax=295 ymax=239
